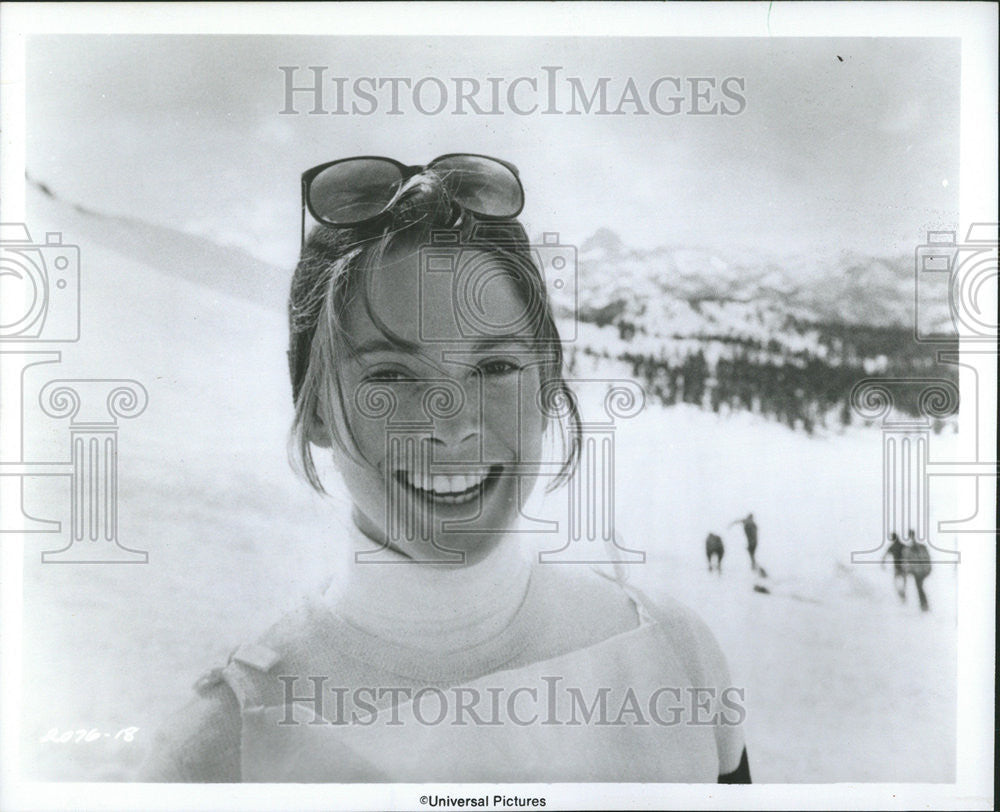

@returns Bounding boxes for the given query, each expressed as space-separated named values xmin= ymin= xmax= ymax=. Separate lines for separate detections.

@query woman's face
xmin=314 ymin=245 xmax=547 ymax=565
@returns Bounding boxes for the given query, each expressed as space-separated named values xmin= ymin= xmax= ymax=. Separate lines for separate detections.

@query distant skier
xmin=881 ymin=531 xmax=907 ymax=600
xmin=729 ymin=513 xmax=759 ymax=572
xmin=902 ymin=529 xmax=932 ymax=611
xmin=705 ymin=533 xmax=725 ymax=574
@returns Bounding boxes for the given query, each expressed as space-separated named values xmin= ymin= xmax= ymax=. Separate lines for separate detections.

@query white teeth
xmin=400 ymin=469 xmax=490 ymax=496
xmin=403 ymin=471 xmax=424 ymax=490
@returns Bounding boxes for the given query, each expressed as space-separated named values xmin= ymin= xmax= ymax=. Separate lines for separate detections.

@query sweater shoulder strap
xmin=193 ymin=642 xmax=283 ymax=712
xmin=590 ymin=566 xmax=710 ymax=685
xmin=192 ymin=598 xmax=326 ymax=711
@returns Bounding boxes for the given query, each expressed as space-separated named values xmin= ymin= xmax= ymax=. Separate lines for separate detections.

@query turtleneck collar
xmin=322 ymin=519 xmax=533 ymax=656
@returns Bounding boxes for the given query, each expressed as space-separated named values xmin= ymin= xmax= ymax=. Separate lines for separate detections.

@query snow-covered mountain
xmin=542 ymin=226 xmax=958 ymax=431
xmin=557 ymin=226 xmax=949 ymax=342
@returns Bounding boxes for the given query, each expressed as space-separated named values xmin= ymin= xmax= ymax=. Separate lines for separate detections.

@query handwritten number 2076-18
xmin=39 ymin=727 xmax=139 ymax=743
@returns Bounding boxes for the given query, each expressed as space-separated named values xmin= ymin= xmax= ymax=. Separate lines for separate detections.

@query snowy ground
xmin=16 ymin=190 xmax=958 ymax=782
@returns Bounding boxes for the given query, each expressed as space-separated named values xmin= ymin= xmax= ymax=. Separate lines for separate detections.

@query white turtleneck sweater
xmin=138 ymin=521 xmax=746 ymax=782
xmin=325 ymin=521 xmax=534 ymax=659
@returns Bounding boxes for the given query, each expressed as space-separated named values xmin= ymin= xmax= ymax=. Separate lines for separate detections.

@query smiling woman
xmin=311 ymin=244 xmax=551 ymax=563
xmin=136 ymin=155 xmax=749 ymax=783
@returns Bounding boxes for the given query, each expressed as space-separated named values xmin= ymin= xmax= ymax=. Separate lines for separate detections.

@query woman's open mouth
xmin=393 ymin=465 xmax=504 ymax=506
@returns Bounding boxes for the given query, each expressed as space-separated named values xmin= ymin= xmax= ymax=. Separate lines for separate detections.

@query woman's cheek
xmin=519 ymin=371 xmax=546 ymax=450
xmin=348 ymin=413 xmax=393 ymax=467
xmin=484 ymin=373 xmax=544 ymax=457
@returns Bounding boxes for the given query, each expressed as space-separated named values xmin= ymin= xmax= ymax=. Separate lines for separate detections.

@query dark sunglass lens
xmin=430 ymin=156 xmax=523 ymax=218
xmin=309 ymin=159 xmax=403 ymax=224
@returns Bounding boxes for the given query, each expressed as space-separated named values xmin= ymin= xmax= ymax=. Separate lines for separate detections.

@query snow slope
xmin=17 ymin=189 xmax=957 ymax=782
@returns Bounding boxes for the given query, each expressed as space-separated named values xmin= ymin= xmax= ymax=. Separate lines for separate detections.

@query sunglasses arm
xmin=300 ymin=178 xmax=307 ymax=250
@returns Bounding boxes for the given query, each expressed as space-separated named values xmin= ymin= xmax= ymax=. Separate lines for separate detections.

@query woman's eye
xmin=479 ymin=358 xmax=521 ymax=376
xmin=365 ymin=368 xmax=411 ymax=383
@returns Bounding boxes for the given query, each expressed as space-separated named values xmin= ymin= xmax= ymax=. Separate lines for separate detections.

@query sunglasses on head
xmin=300 ymin=153 xmax=525 ymax=246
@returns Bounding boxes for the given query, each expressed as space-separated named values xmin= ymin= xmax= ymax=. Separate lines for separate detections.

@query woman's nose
xmin=424 ymin=378 xmax=482 ymax=449
xmin=427 ymin=428 xmax=479 ymax=451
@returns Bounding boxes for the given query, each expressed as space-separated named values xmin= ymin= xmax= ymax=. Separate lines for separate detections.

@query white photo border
xmin=1 ymin=2 xmax=995 ymax=810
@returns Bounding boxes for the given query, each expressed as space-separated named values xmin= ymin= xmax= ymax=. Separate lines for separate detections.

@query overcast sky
xmin=27 ymin=35 xmax=959 ymax=268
